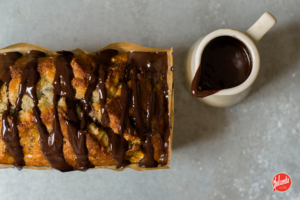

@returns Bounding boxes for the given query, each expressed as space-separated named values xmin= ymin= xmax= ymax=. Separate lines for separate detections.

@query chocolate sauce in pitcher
xmin=191 ymin=36 xmax=252 ymax=98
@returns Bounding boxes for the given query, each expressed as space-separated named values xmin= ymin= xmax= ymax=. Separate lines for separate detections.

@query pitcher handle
xmin=245 ymin=12 xmax=277 ymax=44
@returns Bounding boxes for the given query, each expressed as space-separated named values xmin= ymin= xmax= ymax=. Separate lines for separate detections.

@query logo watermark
xmin=272 ymin=173 xmax=291 ymax=192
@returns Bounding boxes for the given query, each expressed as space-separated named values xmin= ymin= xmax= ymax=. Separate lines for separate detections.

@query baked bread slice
xmin=0 ymin=43 xmax=173 ymax=172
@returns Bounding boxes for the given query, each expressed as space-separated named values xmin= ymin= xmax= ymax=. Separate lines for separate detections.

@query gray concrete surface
xmin=0 ymin=0 xmax=300 ymax=199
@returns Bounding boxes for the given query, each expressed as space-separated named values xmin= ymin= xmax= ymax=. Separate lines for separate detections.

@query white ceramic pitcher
xmin=186 ymin=12 xmax=277 ymax=107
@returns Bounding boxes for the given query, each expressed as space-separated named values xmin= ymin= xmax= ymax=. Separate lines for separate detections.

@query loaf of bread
xmin=0 ymin=43 xmax=173 ymax=172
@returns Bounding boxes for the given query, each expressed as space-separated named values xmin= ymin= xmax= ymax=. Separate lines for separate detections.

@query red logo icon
xmin=272 ymin=173 xmax=291 ymax=192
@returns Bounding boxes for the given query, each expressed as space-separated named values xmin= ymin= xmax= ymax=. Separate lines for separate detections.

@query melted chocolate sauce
xmin=95 ymin=49 xmax=130 ymax=168
xmin=81 ymin=68 xmax=97 ymax=114
xmin=119 ymin=81 xmax=129 ymax=136
xmin=0 ymin=52 xmax=23 ymax=87
xmin=128 ymin=52 xmax=170 ymax=167
xmin=79 ymin=67 xmax=98 ymax=148
xmin=105 ymin=128 xmax=129 ymax=168
xmin=129 ymin=61 xmax=157 ymax=167
xmin=130 ymin=66 xmax=147 ymax=137
xmin=55 ymin=51 xmax=93 ymax=171
xmin=97 ymin=64 xmax=110 ymax=128
xmin=138 ymin=135 xmax=157 ymax=167
xmin=191 ymin=36 xmax=252 ymax=97
xmin=12 ymin=50 xmax=72 ymax=172
xmin=0 ymin=52 xmax=24 ymax=168
xmin=96 ymin=49 xmax=118 ymax=128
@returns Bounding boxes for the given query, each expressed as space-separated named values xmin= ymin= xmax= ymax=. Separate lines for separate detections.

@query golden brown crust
xmin=151 ymin=131 xmax=164 ymax=162
xmin=18 ymin=111 xmax=50 ymax=167
xmin=111 ymin=53 xmax=127 ymax=65
xmin=106 ymin=67 xmax=125 ymax=99
xmin=86 ymin=133 xmax=115 ymax=166
xmin=0 ymin=121 xmax=14 ymax=164
xmin=9 ymin=57 xmax=28 ymax=106
xmin=58 ymin=112 xmax=77 ymax=167
xmin=106 ymin=96 xmax=121 ymax=134
xmin=71 ymin=54 xmax=96 ymax=99
xmin=125 ymin=144 xmax=143 ymax=163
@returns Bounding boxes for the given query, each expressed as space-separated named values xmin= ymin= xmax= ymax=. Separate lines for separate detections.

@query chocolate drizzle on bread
xmin=21 ymin=50 xmax=72 ymax=172
xmin=0 ymin=52 xmax=24 ymax=169
xmin=95 ymin=50 xmax=130 ymax=169
xmin=53 ymin=51 xmax=91 ymax=171
xmin=0 ymin=48 xmax=171 ymax=172
xmin=128 ymin=52 xmax=170 ymax=167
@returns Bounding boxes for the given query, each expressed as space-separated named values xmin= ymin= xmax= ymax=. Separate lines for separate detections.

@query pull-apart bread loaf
xmin=0 ymin=43 xmax=173 ymax=172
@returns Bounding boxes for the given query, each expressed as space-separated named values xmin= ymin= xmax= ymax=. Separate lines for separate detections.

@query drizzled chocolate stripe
xmin=130 ymin=66 xmax=147 ymax=137
xmin=95 ymin=49 xmax=129 ymax=169
xmin=158 ymin=53 xmax=170 ymax=166
xmin=110 ymin=81 xmax=131 ymax=168
xmin=81 ymin=67 xmax=97 ymax=114
xmin=96 ymin=49 xmax=118 ymax=128
xmin=77 ymin=57 xmax=97 ymax=170
xmin=80 ymin=64 xmax=97 ymax=135
xmin=128 ymin=52 xmax=170 ymax=167
xmin=105 ymin=128 xmax=129 ymax=169
xmin=97 ymin=63 xmax=110 ymax=128
xmin=129 ymin=56 xmax=157 ymax=167
xmin=54 ymin=51 xmax=93 ymax=171
xmin=17 ymin=50 xmax=72 ymax=172
xmin=119 ymin=81 xmax=129 ymax=136
xmin=0 ymin=52 xmax=23 ymax=87
xmin=0 ymin=52 xmax=25 ymax=168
